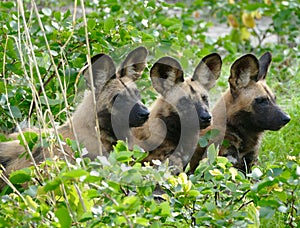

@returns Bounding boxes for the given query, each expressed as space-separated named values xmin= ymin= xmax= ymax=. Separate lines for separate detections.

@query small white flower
xmin=141 ymin=19 xmax=148 ymax=27
xmin=251 ymin=167 xmax=263 ymax=180
xmin=81 ymin=148 xmax=89 ymax=156
xmin=296 ymin=165 xmax=300 ymax=176
xmin=186 ymin=35 xmax=192 ymax=42
xmin=152 ymin=159 xmax=161 ymax=166
xmin=90 ymin=170 xmax=100 ymax=177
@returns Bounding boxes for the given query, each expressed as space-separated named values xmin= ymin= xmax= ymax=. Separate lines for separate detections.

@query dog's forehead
xmin=185 ymin=78 xmax=208 ymax=96
xmin=256 ymin=81 xmax=275 ymax=98
xmin=240 ymin=81 xmax=274 ymax=101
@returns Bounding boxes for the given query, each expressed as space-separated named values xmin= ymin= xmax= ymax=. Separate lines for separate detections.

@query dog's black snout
xmin=129 ymin=103 xmax=149 ymax=127
xmin=138 ymin=107 xmax=150 ymax=120
xmin=282 ymin=114 xmax=291 ymax=125
xmin=200 ymin=112 xmax=211 ymax=123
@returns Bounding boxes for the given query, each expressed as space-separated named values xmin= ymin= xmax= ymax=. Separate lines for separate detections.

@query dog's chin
xmin=268 ymin=124 xmax=286 ymax=131
xmin=199 ymin=121 xmax=211 ymax=130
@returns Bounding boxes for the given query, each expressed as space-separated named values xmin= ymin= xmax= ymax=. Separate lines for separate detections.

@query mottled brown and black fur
xmin=133 ymin=54 xmax=222 ymax=172
xmin=0 ymin=47 xmax=149 ymax=187
xmin=189 ymin=52 xmax=290 ymax=173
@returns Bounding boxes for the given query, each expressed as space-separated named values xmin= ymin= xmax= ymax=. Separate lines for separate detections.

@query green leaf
xmin=135 ymin=217 xmax=149 ymax=226
xmin=63 ymin=169 xmax=89 ymax=178
xmin=55 ymin=205 xmax=71 ymax=228
xmin=9 ymin=168 xmax=31 ymax=184
xmin=104 ymin=17 xmax=115 ymax=32
xmin=40 ymin=95 xmax=63 ymax=106
xmin=159 ymin=202 xmax=171 ymax=216
xmin=188 ymin=190 xmax=200 ymax=197
xmin=113 ymin=140 xmax=128 ymax=152
xmin=123 ymin=195 xmax=138 ymax=206
xmin=198 ymin=136 xmax=208 ymax=147
xmin=44 ymin=177 xmax=62 ymax=191
xmin=78 ymin=212 xmax=93 ymax=222
xmin=259 ymin=206 xmax=275 ymax=219
xmin=0 ymin=133 xmax=8 ymax=142
xmin=207 ymin=144 xmax=217 ymax=164
xmin=0 ymin=1 xmax=15 ymax=8
xmin=115 ymin=151 xmax=133 ymax=162
xmin=53 ymin=11 xmax=61 ymax=21
xmin=9 ymin=105 xmax=22 ymax=118
xmin=87 ymin=19 xmax=96 ymax=30
xmin=17 ymin=131 xmax=38 ymax=151
xmin=42 ymin=8 xmax=52 ymax=16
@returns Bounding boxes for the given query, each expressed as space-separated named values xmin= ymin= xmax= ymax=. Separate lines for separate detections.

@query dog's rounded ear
xmin=192 ymin=53 xmax=222 ymax=90
xmin=84 ymin=54 xmax=116 ymax=91
xmin=257 ymin=52 xmax=272 ymax=81
xmin=229 ymin=54 xmax=259 ymax=97
xmin=118 ymin=46 xmax=148 ymax=81
xmin=150 ymin=56 xmax=184 ymax=95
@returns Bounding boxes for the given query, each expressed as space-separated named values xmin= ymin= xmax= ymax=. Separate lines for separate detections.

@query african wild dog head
xmin=83 ymin=46 xmax=149 ymax=143
xmin=150 ymin=53 xmax=222 ymax=129
xmin=228 ymin=52 xmax=290 ymax=132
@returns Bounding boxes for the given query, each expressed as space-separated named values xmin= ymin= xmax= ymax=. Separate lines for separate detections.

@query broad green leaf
xmin=104 ymin=17 xmax=115 ymax=32
xmin=87 ymin=19 xmax=96 ymax=30
xmin=207 ymin=144 xmax=217 ymax=164
xmin=55 ymin=206 xmax=71 ymax=228
xmin=53 ymin=11 xmax=61 ymax=21
xmin=188 ymin=190 xmax=200 ymax=197
xmin=9 ymin=168 xmax=31 ymax=184
xmin=40 ymin=95 xmax=63 ymax=106
xmin=135 ymin=217 xmax=149 ymax=226
xmin=63 ymin=169 xmax=89 ymax=178
xmin=198 ymin=136 xmax=208 ymax=147
xmin=44 ymin=177 xmax=62 ymax=191
xmin=259 ymin=206 xmax=275 ymax=219
xmin=159 ymin=202 xmax=171 ymax=216
xmin=115 ymin=151 xmax=133 ymax=162
xmin=9 ymin=105 xmax=22 ymax=118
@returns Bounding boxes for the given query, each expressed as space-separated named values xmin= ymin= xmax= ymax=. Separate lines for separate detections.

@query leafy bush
xmin=0 ymin=142 xmax=299 ymax=227
xmin=0 ymin=0 xmax=299 ymax=227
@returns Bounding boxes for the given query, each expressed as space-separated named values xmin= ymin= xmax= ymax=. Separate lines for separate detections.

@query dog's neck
xmin=68 ymin=92 xmax=130 ymax=158
xmin=151 ymin=97 xmax=199 ymax=152
xmin=222 ymin=114 xmax=264 ymax=172
xmin=151 ymin=98 xmax=182 ymax=143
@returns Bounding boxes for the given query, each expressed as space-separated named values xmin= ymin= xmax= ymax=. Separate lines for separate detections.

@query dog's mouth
xmin=199 ymin=120 xmax=211 ymax=129
xmin=266 ymin=113 xmax=291 ymax=131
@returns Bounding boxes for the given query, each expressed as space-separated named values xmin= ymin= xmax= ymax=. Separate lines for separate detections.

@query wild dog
xmin=0 ymin=47 xmax=149 ymax=186
xmin=189 ymin=52 xmax=290 ymax=173
xmin=133 ymin=54 xmax=222 ymax=172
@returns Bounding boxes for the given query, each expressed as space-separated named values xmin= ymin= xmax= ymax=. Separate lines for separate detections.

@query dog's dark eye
xmin=112 ymin=93 xmax=120 ymax=103
xmin=255 ymin=97 xmax=268 ymax=105
xmin=202 ymin=95 xmax=208 ymax=104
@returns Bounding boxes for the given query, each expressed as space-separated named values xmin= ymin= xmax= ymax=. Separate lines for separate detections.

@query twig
xmin=238 ymin=200 xmax=254 ymax=211
xmin=80 ymin=0 xmax=103 ymax=157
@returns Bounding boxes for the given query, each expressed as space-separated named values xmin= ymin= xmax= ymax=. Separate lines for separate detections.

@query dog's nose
xmin=200 ymin=113 xmax=211 ymax=123
xmin=282 ymin=114 xmax=291 ymax=125
xmin=138 ymin=109 xmax=150 ymax=119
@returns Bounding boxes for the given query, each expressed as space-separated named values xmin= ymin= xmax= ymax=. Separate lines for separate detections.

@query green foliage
xmin=0 ymin=0 xmax=299 ymax=227
xmin=1 ymin=142 xmax=299 ymax=227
